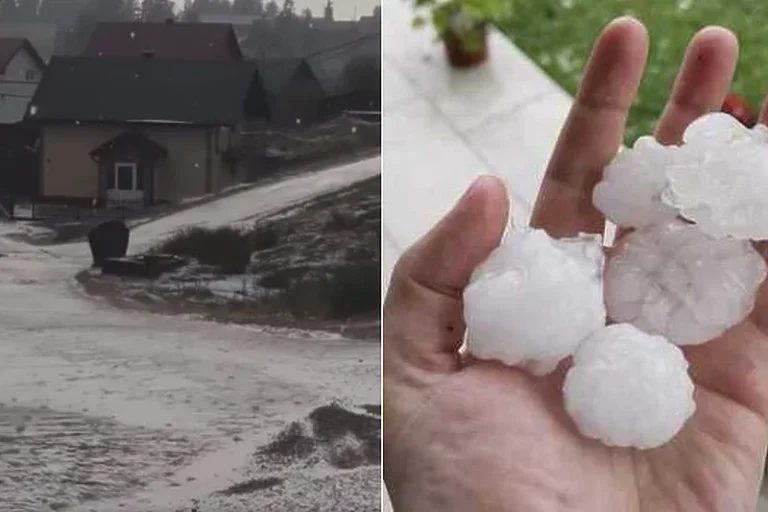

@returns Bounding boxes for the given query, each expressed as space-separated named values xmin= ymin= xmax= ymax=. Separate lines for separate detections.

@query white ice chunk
xmin=464 ymin=228 xmax=606 ymax=375
xmin=662 ymin=113 xmax=768 ymax=239
xmin=682 ymin=112 xmax=752 ymax=146
xmin=593 ymin=136 xmax=681 ymax=228
xmin=563 ymin=323 xmax=695 ymax=449
xmin=605 ymin=220 xmax=766 ymax=345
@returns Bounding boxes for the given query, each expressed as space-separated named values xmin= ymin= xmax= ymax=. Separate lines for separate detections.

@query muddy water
xmin=0 ymin=234 xmax=380 ymax=511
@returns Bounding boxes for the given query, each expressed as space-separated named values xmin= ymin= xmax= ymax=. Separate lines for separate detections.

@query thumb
xmin=384 ymin=175 xmax=510 ymax=376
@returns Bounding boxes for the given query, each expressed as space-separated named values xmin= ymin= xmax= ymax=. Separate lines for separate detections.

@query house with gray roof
xmin=0 ymin=38 xmax=46 ymax=124
xmin=256 ymin=58 xmax=326 ymax=127
xmin=27 ymin=57 xmax=269 ymax=207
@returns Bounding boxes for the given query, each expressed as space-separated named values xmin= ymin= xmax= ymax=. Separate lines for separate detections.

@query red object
xmin=721 ymin=93 xmax=757 ymax=127
xmin=443 ymin=28 xmax=488 ymax=68
xmin=83 ymin=22 xmax=244 ymax=61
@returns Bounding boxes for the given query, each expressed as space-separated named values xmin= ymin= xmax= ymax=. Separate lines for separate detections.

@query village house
xmin=0 ymin=22 xmax=58 ymax=62
xmin=307 ymin=33 xmax=381 ymax=116
xmin=0 ymin=38 xmax=46 ymax=124
xmin=26 ymin=57 xmax=268 ymax=207
xmin=256 ymin=58 xmax=326 ymax=127
xmin=83 ymin=20 xmax=243 ymax=61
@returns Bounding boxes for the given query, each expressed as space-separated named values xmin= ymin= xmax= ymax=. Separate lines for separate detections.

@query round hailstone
xmin=662 ymin=113 xmax=768 ymax=239
xmin=463 ymin=228 xmax=605 ymax=376
xmin=605 ymin=220 xmax=766 ymax=345
xmin=564 ymin=323 xmax=695 ymax=450
xmin=592 ymin=136 xmax=681 ymax=228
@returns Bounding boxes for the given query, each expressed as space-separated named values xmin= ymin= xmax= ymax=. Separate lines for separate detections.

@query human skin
xmin=384 ymin=17 xmax=768 ymax=512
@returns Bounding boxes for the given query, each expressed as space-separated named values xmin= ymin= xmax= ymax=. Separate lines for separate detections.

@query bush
xmin=325 ymin=209 xmax=361 ymax=231
xmin=258 ymin=269 xmax=293 ymax=290
xmin=279 ymin=262 xmax=380 ymax=320
xmin=155 ymin=226 xmax=252 ymax=274
xmin=250 ymin=223 xmax=280 ymax=251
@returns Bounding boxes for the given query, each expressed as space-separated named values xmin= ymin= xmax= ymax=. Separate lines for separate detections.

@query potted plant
xmin=412 ymin=0 xmax=512 ymax=68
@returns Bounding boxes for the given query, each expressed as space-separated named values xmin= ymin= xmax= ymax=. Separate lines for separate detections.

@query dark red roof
xmin=83 ymin=21 xmax=243 ymax=61
xmin=0 ymin=38 xmax=45 ymax=73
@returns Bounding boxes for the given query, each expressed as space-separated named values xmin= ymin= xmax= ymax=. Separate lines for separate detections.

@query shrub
xmin=325 ymin=209 xmax=361 ymax=231
xmin=258 ymin=269 xmax=293 ymax=290
xmin=345 ymin=246 xmax=377 ymax=262
xmin=250 ymin=223 xmax=280 ymax=251
xmin=155 ymin=226 xmax=252 ymax=274
xmin=279 ymin=262 xmax=380 ymax=319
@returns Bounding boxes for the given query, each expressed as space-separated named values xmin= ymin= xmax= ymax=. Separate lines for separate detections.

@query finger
xmin=614 ymin=26 xmax=738 ymax=241
xmin=757 ymin=90 xmax=768 ymax=126
xmin=531 ymin=16 xmax=648 ymax=238
xmin=654 ymin=26 xmax=738 ymax=144
xmin=384 ymin=175 xmax=508 ymax=374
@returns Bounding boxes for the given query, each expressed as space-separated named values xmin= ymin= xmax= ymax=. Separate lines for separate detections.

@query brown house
xmin=26 ymin=57 xmax=268 ymax=207
xmin=83 ymin=20 xmax=243 ymax=61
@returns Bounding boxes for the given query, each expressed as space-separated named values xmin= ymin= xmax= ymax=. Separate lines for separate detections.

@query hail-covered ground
xmin=0 ymin=158 xmax=381 ymax=511
xmin=464 ymin=113 xmax=768 ymax=449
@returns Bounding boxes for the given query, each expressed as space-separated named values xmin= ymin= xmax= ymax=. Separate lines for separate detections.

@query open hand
xmin=384 ymin=17 xmax=768 ymax=511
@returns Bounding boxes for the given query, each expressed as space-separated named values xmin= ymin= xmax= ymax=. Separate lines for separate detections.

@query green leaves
xmin=411 ymin=0 xmax=515 ymax=50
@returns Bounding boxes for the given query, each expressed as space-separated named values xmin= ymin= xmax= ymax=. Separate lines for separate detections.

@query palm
xmin=388 ymin=295 xmax=767 ymax=512
xmin=385 ymin=18 xmax=768 ymax=512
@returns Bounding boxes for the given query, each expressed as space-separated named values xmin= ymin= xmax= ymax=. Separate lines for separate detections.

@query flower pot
xmin=443 ymin=25 xmax=488 ymax=68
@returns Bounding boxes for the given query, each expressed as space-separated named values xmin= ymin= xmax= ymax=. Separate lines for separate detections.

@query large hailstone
xmin=564 ymin=323 xmax=695 ymax=449
xmin=605 ymin=220 xmax=766 ymax=345
xmin=463 ymin=228 xmax=605 ymax=375
xmin=592 ymin=136 xmax=681 ymax=228
xmin=661 ymin=113 xmax=768 ymax=239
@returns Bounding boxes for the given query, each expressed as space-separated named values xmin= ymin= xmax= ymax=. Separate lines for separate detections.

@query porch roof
xmin=90 ymin=131 xmax=168 ymax=162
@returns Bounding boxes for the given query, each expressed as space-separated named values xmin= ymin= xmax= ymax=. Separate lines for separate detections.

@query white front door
xmin=107 ymin=162 xmax=144 ymax=204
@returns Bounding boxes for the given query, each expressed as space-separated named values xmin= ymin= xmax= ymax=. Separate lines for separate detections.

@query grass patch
xmin=498 ymin=0 xmax=768 ymax=143
xmin=325 ymin=208 xmax=362 ymax=231
xmin=251 ymin=223 xmax=280 ymax=251
xmin=279 ymin=262 xmax=380 ymax=320
xmin=218 ymin=477 xmax=284 ymax=496
xmin=154 ymin=224 xmax=279 ymax=274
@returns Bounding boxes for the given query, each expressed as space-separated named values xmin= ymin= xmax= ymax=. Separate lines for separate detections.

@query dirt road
xmin=0 ymin=161 xmax=381 ymax=511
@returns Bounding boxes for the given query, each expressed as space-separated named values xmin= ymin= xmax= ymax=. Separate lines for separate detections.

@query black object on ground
xmin=102 ymin=254 xmax=186 ymax=279
xmin=88 ymin=220 xmax=130 ymax=267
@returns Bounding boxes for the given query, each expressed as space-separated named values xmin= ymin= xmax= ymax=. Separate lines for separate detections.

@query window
xmin=111 ymin=163 xmax=138 ymax=191
xmin=25 ymin=69 xmax=36 ymax=81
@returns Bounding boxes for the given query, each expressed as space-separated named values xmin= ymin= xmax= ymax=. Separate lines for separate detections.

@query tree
xmin=39 ymin=0 xmax=84 ymax=24
xmin=0 ymin=0 xmax=19 ymax=20
xmin=278 ymin=0 xmax=293 ymax=18
xmin=263 ymin=0 xmax=277 ymax=18
xmin=179 ymin=0 xmax=198 ymax=20
xmin=232 ymin=0 xmax=261 ymax=15
xmin=139 ymin=0 xmax=174 ymax=21
xmin=189 ymin=0 xmax=230 ymax=14
xmin=301 ymin=6 xmax=311 ymax=20
xmin=81 ymin=0 xmax=134 ymax=21
xmin=16 ymin=0 xmax=39 ymax=20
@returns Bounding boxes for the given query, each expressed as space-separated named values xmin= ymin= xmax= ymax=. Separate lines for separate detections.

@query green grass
xmin=497 ymin=0 xmax=768 ymax=143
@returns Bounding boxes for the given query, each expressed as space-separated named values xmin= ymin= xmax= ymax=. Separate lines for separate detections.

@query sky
xmin=170 ymin=0 xmax=380 ymax=21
